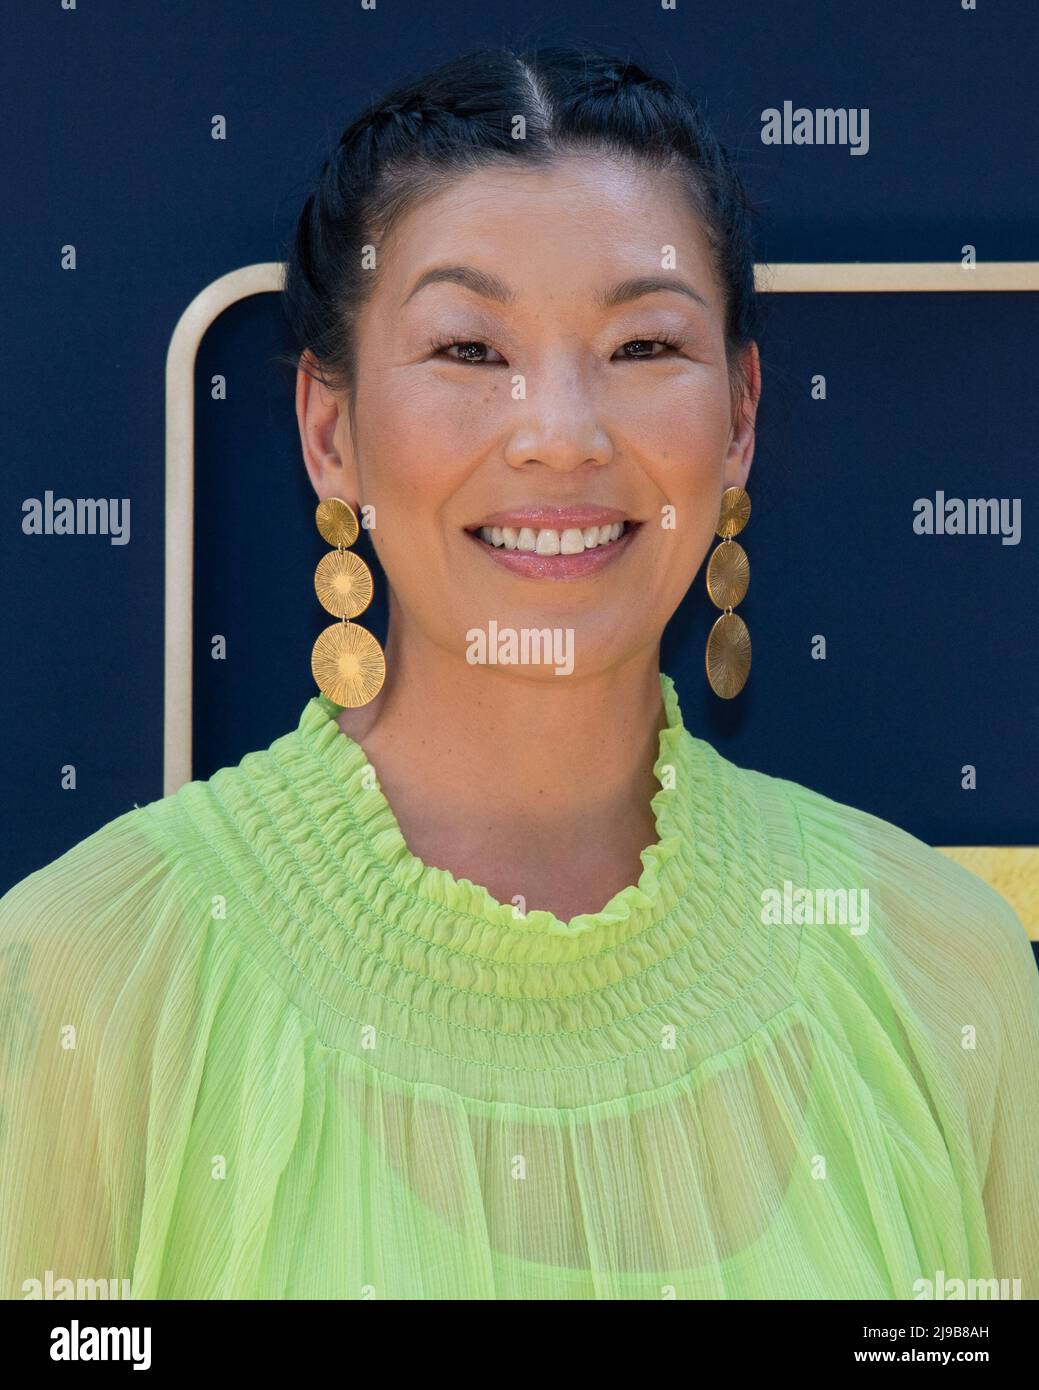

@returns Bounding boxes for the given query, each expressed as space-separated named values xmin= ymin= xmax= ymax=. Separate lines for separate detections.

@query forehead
xmin=376 ymin=154 xmax=718 ymax=306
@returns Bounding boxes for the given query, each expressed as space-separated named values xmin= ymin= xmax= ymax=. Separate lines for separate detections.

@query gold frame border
xmin=165 ymin=261 xmax=1039 ymax=936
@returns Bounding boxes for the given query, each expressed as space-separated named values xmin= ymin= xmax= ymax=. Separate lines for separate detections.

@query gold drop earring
xmin=311 ymin=497 xmax=386 ymax=707
xmin=705 ymin=485 xmax=751 ymax=699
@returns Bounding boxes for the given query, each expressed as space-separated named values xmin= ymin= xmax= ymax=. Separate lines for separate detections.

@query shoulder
xmin=726 ymin=756 xmax=1035 ymax=1016
xmin=0 ymin=803 xmax=186 ymax=1017
xmin=0 ymin=804 xmax=192 ymax=1146
xmin=741 ymin=757 xmax=1020 ymax=930
xmin=0 ymin=742 xmax=260 ymax=1021
xmin=1 ymin=703 xmax=308 ymax=917
xmin=727 ymin=758 xmax=1039 ymax=1136
xmin=0 ymin=709 xmax=312 ymax=994
xmin=1 ymin=802 xmax=162 ymax=938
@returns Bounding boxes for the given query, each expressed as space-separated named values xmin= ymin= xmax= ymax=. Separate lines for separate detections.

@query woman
xmin=2 ymin=44 xmax=1037 ymax=1301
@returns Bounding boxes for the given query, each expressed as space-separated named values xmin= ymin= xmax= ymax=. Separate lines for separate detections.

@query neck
xmin=333 ymin=619 xmax=671 ymax=914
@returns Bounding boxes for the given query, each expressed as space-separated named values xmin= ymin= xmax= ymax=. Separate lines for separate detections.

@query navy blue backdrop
xmin=2 ymin=0 xmax=1036 ymax=897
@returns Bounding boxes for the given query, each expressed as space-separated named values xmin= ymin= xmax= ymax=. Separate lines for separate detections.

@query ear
xmin=295 ymin=350 xmax=359 ymax=506
xmin=723 ymin=340 xmax=761 ymax=490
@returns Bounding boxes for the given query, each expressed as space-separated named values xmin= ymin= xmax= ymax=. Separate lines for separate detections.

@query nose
xmin=502 ymin=363 xmax=615 ymax=472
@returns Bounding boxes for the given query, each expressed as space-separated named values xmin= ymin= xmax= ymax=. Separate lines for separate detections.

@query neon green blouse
xmin=2 ymin=673 xmax=1037 ymax=1300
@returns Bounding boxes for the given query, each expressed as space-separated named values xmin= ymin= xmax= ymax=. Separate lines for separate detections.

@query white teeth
xmin=475 ymin=522 xmax=630 ymax=554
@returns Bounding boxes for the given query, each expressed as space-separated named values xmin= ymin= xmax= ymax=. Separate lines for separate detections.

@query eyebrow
xmin=401 ymin=264 xmax=709 ymax=310
xmin=599 ymin=275 xmax=709 ymax=311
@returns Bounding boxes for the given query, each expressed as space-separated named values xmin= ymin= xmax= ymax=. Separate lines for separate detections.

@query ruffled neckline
xmin=292 ymin=671 xmax=712 ymax=948
xmin=175 ymin=667 xmax=804 ymax=1103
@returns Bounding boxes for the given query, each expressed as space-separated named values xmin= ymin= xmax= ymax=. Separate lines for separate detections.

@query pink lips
xmin=464 ymin=506 xmax=640 ymax=581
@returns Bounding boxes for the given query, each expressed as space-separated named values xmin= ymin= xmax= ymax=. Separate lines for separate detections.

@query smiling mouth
xmin=462 ymin=516 xmax=642 ymax=581
xmin=467 ymin=521 xmax=637 ymax=554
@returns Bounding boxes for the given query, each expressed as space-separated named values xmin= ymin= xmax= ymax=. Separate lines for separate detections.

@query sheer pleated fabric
xmin=1 ymin=673 xmax=1037 ymax=1299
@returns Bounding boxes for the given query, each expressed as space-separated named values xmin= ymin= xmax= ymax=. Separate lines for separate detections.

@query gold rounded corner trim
xmin=755 ymin=262 xmax=1039 ymax=294
xmin=164 ymin=263 xmax=286 ymax=795
xmin=166 ymin=260 xmax=1039 ymax=793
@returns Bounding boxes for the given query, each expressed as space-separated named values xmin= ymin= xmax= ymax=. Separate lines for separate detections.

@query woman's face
xmin=305 ymin=153 xmax=759 ymax=682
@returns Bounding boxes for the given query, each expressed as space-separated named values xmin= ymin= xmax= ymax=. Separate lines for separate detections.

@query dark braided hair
xmin=281 ymin=43 xmax=762 ymax=416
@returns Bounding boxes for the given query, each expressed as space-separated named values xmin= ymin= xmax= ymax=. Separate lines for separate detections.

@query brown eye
xmin=449 ymin=342 xmax=487 ymax=363
xmin=616 ymin=337 xmax=684 ymax=360
xmin=429 ymin=338 xmax=506 ymax=364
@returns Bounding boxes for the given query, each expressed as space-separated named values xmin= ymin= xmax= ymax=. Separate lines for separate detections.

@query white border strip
xmin=165 ymin=263 xmax=284 ymax=794
xmin=757 ymin=261 xmax=1039 ymax=293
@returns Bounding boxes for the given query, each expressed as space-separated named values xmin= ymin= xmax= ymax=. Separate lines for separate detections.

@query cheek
xmin=637 ymin=385 xmax=732 ymax=555
xmin=355 ymin=374 xmax=486 ymax=509
xmin=637 ymin=380 xmax=734 ymax=597
xmin=634 ymin=370 xmax=732 ymax=470
xmin=351 ymin=380 xmax=477 ymax=611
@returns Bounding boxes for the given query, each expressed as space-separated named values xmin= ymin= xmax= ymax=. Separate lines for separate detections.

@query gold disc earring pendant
xmin=315 ymin=549 xmax=373 ymax=620
xmin=312 ymin=622 xmax=386 ymax=708
xmin=315 ymin=496 xmax=359 ymax=548
xmin=706 ymin=536 xmax=749 ymax=610
xmin=705 ymin=486 xmax=751 ymax=699
xmin=310 ymin=498 xmax=386 ymax=708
